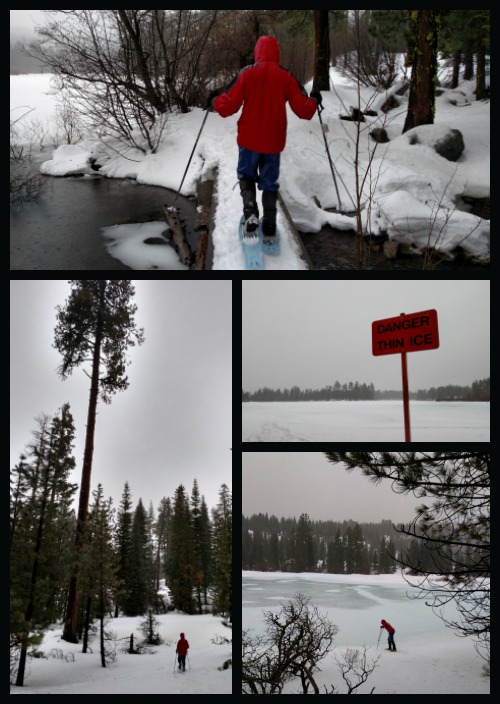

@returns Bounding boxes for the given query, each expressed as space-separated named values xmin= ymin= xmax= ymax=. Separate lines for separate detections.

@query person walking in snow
xmin=206 ymin=35 xmax=320 ymax=245
xmin=176 ymin=632 xmax=189 ymax=671
xmin=380 ymin=619 xmax=396 ymax=651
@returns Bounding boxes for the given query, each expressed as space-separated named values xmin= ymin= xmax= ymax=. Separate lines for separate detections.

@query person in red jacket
xmin=380 ymin=619 xmax=396 ymax=651
xmin=207 ymin=35 xmax=320 ymax=242
xmin=176 ymin=632 xmax=189 ymax=671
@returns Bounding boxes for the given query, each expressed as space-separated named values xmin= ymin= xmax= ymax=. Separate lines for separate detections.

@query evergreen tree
xmin=327 ymin=528 xmax=344 ymax=574
xmin=10 ymin=404 xmax=77 ymax=686
xmin=198 ymin=496 xmax=213 ymax=607
xmin=166 ymin=485 xmax=196 ymax=614
xmin=191 ymin=479 xmax=212 ymax=613
xmin=125 ymin=499 xmax=151 ymax=616
xmin=295 ymin=513 xmax=316 ymax=572
xmin=54 ymin=280 xmax=144 ymax=643
xmin=242 ymin=519 xmax=253 ymax=569
xmin=79 ymin=485 xmax=118 ymax=666
xmin=154 ymin=496 xmax=171 ymax=610
xmin=114 ymin=482 xmax=134 ymax=617
xmin=269 ymin=533 xmax=280 ymax=571
xmin=378 ymin=536 xmax=391 ymax=573
xmin=344 ymin=525 xmax=355 ymax=574
xmin=211 ymin=484 xmax=232 ymax=622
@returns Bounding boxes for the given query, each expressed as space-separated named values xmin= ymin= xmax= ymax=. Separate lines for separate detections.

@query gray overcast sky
xmin=242 ymin=280 xmax=490 ymax=392
xmin=10 ymin=281 xmax=232 ymax=514
xmin=243 ymin=452 xmax=422 ymax=523
xmin=10 ymin=10 xmax=45 ymax=36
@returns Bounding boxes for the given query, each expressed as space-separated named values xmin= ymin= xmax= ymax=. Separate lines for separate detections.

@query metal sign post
xmin=372 ymin=309 xmax=440 ymax=442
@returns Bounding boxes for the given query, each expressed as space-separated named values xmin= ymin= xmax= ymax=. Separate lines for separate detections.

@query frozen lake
xmin=242 ymin=571 xmax=490 ymax=694
xmin=242 ymin=400 xmax=489 ymax=442
xmin=243 ymin=571 xmax=436 ymax=643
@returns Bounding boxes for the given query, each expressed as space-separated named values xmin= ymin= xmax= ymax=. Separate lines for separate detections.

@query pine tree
xmin=198 ymin=494 xmax=213 ymax=609
xmin=211 ymin=484 xmax=232 ymax=622
xmin=328 ymin=528 xmax=344 ymax=574
xmin=154 ymin=496 xmax=171 ymax=611
xmin=125 ymin=500 xmax=151 ymax=616
xmin=190 ymin=479 xmax=204 ymax=614
xmin=54 ymin=280 xmax=144 ymax=643
xmin=295 ymin=513 xmax=315 ymax=572
xmin=10 ymin=404 xmax=77 ymax=686
xmin=114 ymin=482 xmax=134 ymax=617
xmin=166 ymin=485 xmax=196 ymax=614
xmin=79 ymin=485 xmax=119 ymax=666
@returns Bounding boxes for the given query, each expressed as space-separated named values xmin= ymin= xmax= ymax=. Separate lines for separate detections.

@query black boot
xmin=239 ymin=179 xmax=259 ymax=233
xmin=262 ymin=190 xmax=278 ymax=237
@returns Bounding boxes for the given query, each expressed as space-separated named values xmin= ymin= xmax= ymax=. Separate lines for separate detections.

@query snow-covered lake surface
xmin=242 ymin=400 xmax=489 ymax=442
xmin=242 ymin=571 xmax=490 ymax=695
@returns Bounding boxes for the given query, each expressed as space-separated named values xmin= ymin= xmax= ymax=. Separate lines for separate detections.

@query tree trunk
xmin=62 ymin=283 xmax=106 ymax=643
xmin=403 ymin=11 xmax=438 ymax=133
xmin=475 ymin=40 xmax=486 ymax=100
xmin=313 ymin=10 xmax=331 ymax=91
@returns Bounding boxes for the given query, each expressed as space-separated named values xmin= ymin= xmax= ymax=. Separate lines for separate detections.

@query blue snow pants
xmin=237 ymin=147 xmax=280 ymax=192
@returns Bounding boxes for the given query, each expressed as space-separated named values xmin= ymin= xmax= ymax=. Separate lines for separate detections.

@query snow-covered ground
xmin=242 ymin=400 xmax=489 ymax=442
xmin=242 ymin=570 xmax=489 ymax=695
xmin=10 ymin=58 xmax=490 ymax=269
xmin=10 ymin=612 xmax=231 ymax=694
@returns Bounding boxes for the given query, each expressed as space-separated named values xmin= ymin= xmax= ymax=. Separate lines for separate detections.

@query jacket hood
xmin=381 ymin=620 xmax=386 ymax=625
xmin=254 ymin=36 xmax=280 ymax=64
xmin=180 ymin=633 xmax=185 ymax=638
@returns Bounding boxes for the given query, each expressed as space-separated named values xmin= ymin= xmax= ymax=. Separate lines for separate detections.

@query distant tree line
xmin=243 ymin=382 xmax=375 ymax=402
xmin=242 ymin=514 xmax=433 ymax=575
xmin=243 ymin=377 xmax=489 ymax=402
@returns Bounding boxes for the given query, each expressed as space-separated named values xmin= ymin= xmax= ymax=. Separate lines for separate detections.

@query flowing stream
xmin=10 ymin=170 xmax=197 ymax=271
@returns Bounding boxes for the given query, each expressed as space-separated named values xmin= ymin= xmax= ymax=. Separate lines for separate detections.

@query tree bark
xmin=313 ymin=11 xmax=331 ymax=91
xmin=62 ymin=283 xmax=106 ymax=643
xmin=403 ymin=11 xmax=438 ymax=133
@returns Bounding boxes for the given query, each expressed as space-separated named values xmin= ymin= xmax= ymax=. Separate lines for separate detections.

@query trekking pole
xmin=172 ymin=110 xmax=210 ymax=208
xmin=173 ymin=652 xmax=177 ymax=674
xmin=377 ymin=627 xmax=382 ymax=650
xmin=187 ymin=654 xmax=190 ymax=670
xmin=316 ymin=102 xmax=341 ymax=210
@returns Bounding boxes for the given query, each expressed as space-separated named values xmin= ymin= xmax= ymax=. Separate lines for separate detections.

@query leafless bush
xmin=55 ymin=95 xmax=83 ymax=146
xmin=242 ymin=593 xmax=377 ymax=694
xmin=10 ymin=110 xmax=46 ymax=205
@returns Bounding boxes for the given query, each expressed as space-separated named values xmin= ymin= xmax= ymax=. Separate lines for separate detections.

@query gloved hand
xmin=206 ymin=89 xmax=220 ymax=111
xmin=310 ymin=90 xmax=322 ymax=106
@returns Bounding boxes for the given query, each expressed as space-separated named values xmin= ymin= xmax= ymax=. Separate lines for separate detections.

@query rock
xmin=405 ymin=125 xmax=465 ymax=161
xmin=383 ymin=239 xmax=399 ymax=259
xmin=370 ymin=127 xmax=389 ymax=143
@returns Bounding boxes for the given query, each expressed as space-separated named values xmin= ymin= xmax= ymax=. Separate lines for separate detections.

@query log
xmin=163 ymin=205 xmax=194 ymax=266
xmin=194 ymin=230 xmax=209 ymax=270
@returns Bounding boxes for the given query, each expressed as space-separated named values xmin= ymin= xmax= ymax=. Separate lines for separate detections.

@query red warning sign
xmin=372 ymin=309 xmax=439 ymax=356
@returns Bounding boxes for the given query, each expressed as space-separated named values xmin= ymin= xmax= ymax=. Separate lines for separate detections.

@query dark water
xmin=10 ymin=174 xmax=198 ymax=271
xmin=300 ymin=226 xmax=490 ymax=271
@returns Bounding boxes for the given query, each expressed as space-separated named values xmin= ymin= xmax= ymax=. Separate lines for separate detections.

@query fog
xmin=242 ymin=280 xmax=489 ymax=393
xmin=243 ymin=452 xmax=423 ymax=523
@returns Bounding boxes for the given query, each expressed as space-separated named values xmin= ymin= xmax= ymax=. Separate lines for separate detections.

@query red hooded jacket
xmin=381 ymin=620 xmax=395 ymax=634
xmin=213 ymin=36 xmax=317 ymax=154
xmin=176 ymin=633 xmax=189 ymax=657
